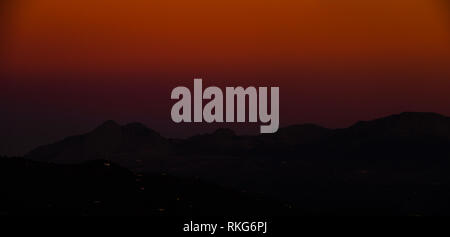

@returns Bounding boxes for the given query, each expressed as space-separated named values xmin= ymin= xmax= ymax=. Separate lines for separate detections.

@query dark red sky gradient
xmin=1 ymin=0 xmax=450 ymax=156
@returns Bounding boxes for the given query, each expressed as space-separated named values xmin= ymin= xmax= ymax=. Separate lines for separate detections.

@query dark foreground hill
xmin=0 ymin=157 xmax=288 ymax=216
xmin=12 ymin=112 xmax=450 ymax=215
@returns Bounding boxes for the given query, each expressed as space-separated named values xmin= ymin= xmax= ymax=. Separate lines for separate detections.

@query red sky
xmin=1 ymin=0 xmax=450 ymax=155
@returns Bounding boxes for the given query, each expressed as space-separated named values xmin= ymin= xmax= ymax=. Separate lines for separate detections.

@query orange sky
xmin=3 ymin=0 xmax=450 ymax=73
xmin=1 ymin=0 xmax=450 ymax=155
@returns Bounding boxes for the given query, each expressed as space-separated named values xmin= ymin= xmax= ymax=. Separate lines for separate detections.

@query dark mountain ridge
xmin=6 ymin=112 xmax=450 ymax=215
xmin=26 ymin=112 xmax=450 ymax=164
xmin=27 ymin=120 xmax=171 ymax=165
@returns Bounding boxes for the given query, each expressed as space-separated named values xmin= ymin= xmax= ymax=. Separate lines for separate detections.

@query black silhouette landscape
xmin=2 ymin=112 xmax=450 ymax=216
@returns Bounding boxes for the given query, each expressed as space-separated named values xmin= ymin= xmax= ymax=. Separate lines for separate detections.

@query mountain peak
xmin=94 ymin=120 xmax=121 ymax=132
xmin=394 ymin=112 xmax=445 ymax=119
xmin=353 ymin=112 xmax=449 ymax=127
xmin=345 ymin=112 xmax=450 ymax=140
xmin=123 ymin=122 xmax=161 ymax=137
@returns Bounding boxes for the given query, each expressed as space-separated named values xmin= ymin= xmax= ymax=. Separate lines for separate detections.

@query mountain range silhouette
xmin=2 ymin=112 xmax=450 ymax=215
xmin=26 ymin=112 xmax=450 ymax=163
